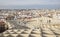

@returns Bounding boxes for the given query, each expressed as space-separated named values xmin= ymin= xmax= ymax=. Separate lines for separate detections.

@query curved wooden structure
xmin=0 ymin=20 xmax=8 ymax=33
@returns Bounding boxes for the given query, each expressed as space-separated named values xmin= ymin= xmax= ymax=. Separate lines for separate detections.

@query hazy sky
xmin=0 ymin=0 xmax=60 ymax=9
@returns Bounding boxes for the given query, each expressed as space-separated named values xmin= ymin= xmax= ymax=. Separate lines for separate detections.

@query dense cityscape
xmin=0 ymin=9 xmax=60 ymax=37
